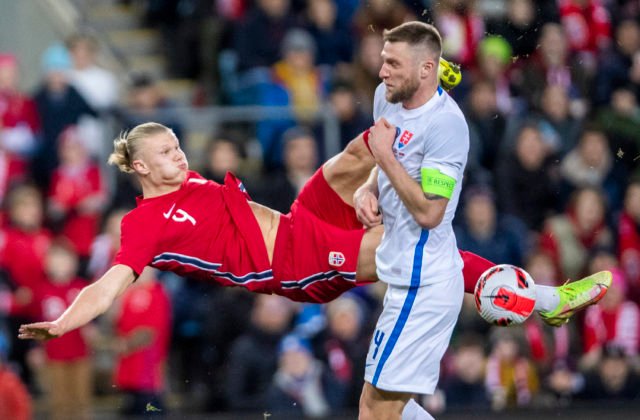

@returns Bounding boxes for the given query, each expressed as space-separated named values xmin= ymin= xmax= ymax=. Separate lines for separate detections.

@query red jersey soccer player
xmin=19 ymin=122 xmax=610 ymax=341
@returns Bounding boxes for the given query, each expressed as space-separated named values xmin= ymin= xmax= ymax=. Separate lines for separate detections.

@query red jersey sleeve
xmin=114 ymin=213 xmax=158 ymax=275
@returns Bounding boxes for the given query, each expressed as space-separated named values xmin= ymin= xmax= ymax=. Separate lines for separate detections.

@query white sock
xmin=534 ymin=285 xmax=560 ymax=312
xmin=402 ymin=398 xmax=434 ymax=420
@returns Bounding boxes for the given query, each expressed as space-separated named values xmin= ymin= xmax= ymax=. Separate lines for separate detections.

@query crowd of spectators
xmin=1 ymin=0 xmax=640 ymax=417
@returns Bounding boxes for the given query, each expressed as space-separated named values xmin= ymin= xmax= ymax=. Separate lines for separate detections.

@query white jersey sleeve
xmin=420 ymin=111 xmax=469 ymax=186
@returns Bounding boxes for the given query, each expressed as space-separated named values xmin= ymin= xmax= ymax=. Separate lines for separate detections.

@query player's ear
xmin=421 ymin=59 xmax=434 ymax=79
xmin=131 ymin=159 xmax=149 ymax=175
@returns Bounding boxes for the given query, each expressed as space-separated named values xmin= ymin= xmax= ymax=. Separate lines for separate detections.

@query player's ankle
xmin=534 ymin=285 xmax=560 ymax=313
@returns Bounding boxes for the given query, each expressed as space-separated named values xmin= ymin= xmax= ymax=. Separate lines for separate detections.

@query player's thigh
xmin=323 ymin=135 xmax=375 ymax=205
xmin=359 ymin=381 xmax=411 ymax=420
xmin=364 ymin=277 xmax=464 ymax=395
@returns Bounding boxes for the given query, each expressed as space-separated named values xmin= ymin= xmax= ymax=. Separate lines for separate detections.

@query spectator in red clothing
xmin=522 ymin=252 xmax=581 ymax=376
xmin=512 ymin=23 xmax=590 ymax=110
xmin=618 ymin=179 xmax=640 ymax=303
xmin=0 ymin=341 xmax=32 ymax=420
xmin=316 ymin=295 xmax=369 ymax=409
xmin=558 ymin=0 xmax=611 ymax=72
xmin=47 ymin=125 xmax=107 ymax=268
xmin=581 ymin=267 xmax=639 ymax=371
xmin=113 ymin=268 xmax=171 ymax=416
xmin=0 ymin=184 xmax=51 ymax=300
xmin=433 ymin=0 xmax=485 ymax=69
xmin=485 ymin=328 xmax=539 ymax=411
xmin=0 ymin=53 xmax=40 ymax=163
xmin=36 ymin=239 xmax=92 ymax=420
xmin=540 ymin=186 xmax=614 ymax=280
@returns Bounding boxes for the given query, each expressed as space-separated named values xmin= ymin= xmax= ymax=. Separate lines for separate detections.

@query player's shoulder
xmin=433 ymin=96 xmax=468 ymax=131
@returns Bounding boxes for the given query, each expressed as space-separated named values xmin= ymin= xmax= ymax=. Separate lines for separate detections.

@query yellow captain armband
xmin=421 ymin=168 xmax=456 ymax=199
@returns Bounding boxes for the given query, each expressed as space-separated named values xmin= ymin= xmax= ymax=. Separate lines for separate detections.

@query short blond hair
xmin=108 ymin=122 xmax=172 ymax=173
xmin=383 ymin=21 xmax=442 ymax=57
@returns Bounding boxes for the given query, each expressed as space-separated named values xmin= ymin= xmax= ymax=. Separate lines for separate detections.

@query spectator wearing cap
xmin=472 ymin=36 xmax=516 ymax=117
xmin=267 ymin=334 xmax=343 ymax=418
xmin=316 ymin=295 xmax=370 ymax=409
xmin=225 ymin=294 xmax=295 ymax=412
xmin=272 ymin=28 xmax=326 ymax=122
xmin=33 ymin=43 xmax=96 ymax=189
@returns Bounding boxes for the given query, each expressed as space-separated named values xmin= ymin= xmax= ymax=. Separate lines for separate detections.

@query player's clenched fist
xmin=354 ymin=183 xmax=382 ymax=228
xmin=368 ymin=118 xmax=397 ymax=164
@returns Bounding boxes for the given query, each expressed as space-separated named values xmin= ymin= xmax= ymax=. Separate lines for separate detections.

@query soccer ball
xmin=474 ymin=264 xmax=537 ymax=326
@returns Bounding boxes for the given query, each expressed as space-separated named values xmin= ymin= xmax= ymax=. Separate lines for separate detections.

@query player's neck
xmin=140 ymin=179 xmax=182 ymax=199
xmin=402 ymin=80 xmax=438 ymax=110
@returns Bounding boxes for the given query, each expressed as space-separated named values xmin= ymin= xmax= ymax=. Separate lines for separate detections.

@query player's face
xmin=379 ymin=41 xmax=421 ymax=104
xmin=135 ymin=131 xmax=189 ymax=185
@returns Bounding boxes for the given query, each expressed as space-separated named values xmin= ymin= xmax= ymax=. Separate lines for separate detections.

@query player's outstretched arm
xmin=18 ymin=264 xmax=136 ymax=341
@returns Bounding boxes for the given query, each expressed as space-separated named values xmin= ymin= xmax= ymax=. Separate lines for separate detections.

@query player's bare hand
xmin=369 ymin=118 xmax=396 ymax=163
xmin=354 ymin=185 xmax=382 ymax=228
xmin=18 ymin=322 xmax=63 ymax=341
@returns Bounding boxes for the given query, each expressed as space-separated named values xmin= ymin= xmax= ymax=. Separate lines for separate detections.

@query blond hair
xmin=383 ymin=21 xmax=442 ymax=57
xmin=108 ymin=122 xmax=172 ymax=173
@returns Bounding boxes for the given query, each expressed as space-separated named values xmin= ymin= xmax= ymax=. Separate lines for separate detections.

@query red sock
xmin=460 ymin=250 xmax=495 ymax=294
xmin=362 ymin=129 xmax=373 ymax=156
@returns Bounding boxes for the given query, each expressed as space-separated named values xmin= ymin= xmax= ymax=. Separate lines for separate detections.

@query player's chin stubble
xmin=386 ymin=77 xmax=420 ymax=104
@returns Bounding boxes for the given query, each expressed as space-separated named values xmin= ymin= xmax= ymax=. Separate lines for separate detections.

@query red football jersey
xmin=114 ymin=279 xmax=171 ymax=392
xmin=114 ymin=171 xmax=274 ymax=294
xmin=36 ymin=278 xmax=89 ymax=361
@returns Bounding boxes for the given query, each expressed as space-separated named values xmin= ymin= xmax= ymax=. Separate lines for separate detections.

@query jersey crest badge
xmin=397 ymin=130 xmax=414 ymax=149
xmin=328 ymin=251 xmax=345 ymax=267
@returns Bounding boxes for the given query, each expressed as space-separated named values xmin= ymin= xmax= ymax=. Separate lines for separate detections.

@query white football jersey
xmin=373 ymin=83 xmax=469 ymax=286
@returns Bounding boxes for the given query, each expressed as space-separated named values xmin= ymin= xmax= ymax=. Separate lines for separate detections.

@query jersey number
xmin=163 ymin=204 xmax=196 ymax=226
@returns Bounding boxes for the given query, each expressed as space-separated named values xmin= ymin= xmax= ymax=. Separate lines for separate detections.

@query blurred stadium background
xmin=1 ymin=0 xmax=640 ymax=418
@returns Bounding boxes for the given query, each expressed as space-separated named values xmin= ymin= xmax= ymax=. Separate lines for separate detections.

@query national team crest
xmin=397 ymin=130 xmax=414 ymax=149
xmin=328 ymin=251 xmax=346 ymax=267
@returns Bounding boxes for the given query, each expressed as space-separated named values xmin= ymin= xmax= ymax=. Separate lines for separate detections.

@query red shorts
xmin=271 ymin=167 xmax=367 ymax=303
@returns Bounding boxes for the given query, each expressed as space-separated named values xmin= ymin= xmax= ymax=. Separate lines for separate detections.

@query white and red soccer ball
xmin=474 ymin=264 xmax=537 ymax=326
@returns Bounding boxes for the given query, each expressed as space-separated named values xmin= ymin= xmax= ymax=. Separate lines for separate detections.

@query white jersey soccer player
xmin=364 ymin=81 xmax=469 ymax=394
